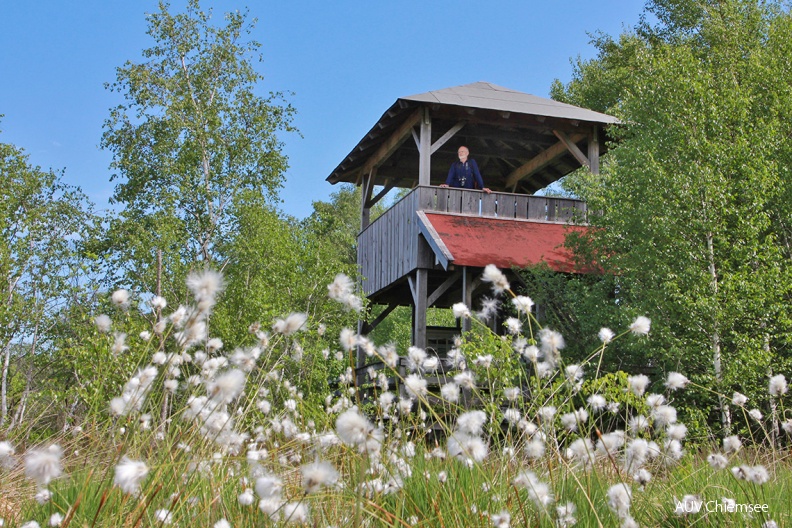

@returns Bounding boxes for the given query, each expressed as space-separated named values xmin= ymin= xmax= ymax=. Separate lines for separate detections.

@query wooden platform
xmin=357 ymin=186 xmax=587 ymax=298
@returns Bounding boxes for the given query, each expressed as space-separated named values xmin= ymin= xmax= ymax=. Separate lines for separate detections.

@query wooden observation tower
xmin=325 ymin=82 xmax=617 ymax=366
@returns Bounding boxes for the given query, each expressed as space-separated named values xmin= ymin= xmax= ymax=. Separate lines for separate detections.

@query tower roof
xmin=326 ymin=82 xmax=618 ymax=193
xmin=401 ymin=81 xmax=618 ymax=124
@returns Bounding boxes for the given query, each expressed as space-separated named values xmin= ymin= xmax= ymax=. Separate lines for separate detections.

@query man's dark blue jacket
xmin=445 ymin=159 xmax=484 ymax=189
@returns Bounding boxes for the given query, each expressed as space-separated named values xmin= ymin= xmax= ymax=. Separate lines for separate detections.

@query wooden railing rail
xmin=413 ymin=186 xmax=587 ymax=223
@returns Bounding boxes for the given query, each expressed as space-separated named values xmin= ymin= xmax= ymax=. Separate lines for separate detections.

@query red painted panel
xmin=423 ymin=213 xmax=588 ymax=273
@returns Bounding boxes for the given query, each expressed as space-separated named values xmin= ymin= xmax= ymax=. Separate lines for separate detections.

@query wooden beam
xmin=431 ymin=128 xmax=561 ymax=158
xmin=427 ymin=271 xmax=462 ymax=307
xmin=361 ymin=303 xmax=398 ymax=334
xmin=553 ymin=130 xmax=590 ymax=170
xmin=366 ymin=181 xmax=395 ymax=209
xmin=412 ymin=269 xmax=428 ymax=349
xmin=356 ymin=319 xmax=366 ymax=369
xmin=411 ymin=128 xmax=420 ymax=150
xmin=418 ymin=108 xmax=432 ymax=186
xmin=430 ymin=121 xmax=466 ymax=155
xmin=429 ymin=104 xmax=592 ymax=135
xmin=407 ymin=275 xmax=417 ymax=303
xmin=361 ymin=108 xmax=422 ymax=177
xmin=462 ymin=267 xmax=473 ymax=333
xmin=588 ymin=126 xmax=600 ymax=174
xmin=505 ymin=132 xmax=586 ymax=188
xmin=360 ymin=168 xmax=376 ymax=230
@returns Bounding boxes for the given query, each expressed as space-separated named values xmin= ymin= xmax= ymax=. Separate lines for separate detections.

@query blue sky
xmin=0 ymin=1 xmax=645 ymax=219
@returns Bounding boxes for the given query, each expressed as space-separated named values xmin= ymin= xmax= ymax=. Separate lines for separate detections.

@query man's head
xmin=457 ymin=146 xmax=469 ymax=162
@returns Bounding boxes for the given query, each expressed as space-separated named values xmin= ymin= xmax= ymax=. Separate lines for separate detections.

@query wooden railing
xmin=413 ymin=186 xmax=587 ymax=222
xmin=357 ymin=186 xmax=587 ymax=296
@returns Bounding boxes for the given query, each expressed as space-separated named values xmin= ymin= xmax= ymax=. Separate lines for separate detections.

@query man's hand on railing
xmin=439 ymin=184 xmax=449 ymax=188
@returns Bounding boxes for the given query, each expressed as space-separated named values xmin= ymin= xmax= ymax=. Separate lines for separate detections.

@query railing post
xmin=417 ymin=186 xmax=435 ymax=210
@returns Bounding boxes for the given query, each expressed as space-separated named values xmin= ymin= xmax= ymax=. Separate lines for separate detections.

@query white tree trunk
xmin=0 ymin=343 xmax=10 ymax=427
xmin=1 ymin=277 xmax=20 ymax=428
xmin=707 ymin=232 xmax=730 ymax=432
xmin=10 ymin=322 xmax=39 ymax=430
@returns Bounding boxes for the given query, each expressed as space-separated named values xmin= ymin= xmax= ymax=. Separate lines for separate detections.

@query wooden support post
xmin=411 ymin=269 xmax=428 ymax=349
xmin=536 ymin=302 xmax=546 ymax=324
xmin=588 ymin=126 xmax=600 ymax=174
xmin=461 ymin=265 xmax=473 ymax=408
xmin=356 ymin=318 xmax=366 ymax=369
xmin=462 ymin=266 xmax=473 ymax=333
xmin=418 ymin=108 xmax=432 ymax=186
xmin=360 ymin=169 xmax=375 ymax=230
xmin=410 ymin=304 xmax=416 ymax=346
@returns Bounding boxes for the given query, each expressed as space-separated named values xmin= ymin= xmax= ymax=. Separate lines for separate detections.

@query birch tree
xmin=100 ymin=0 xmax=295 ymax=298
xmin=0 ymin=135 xmax=94 ymax=427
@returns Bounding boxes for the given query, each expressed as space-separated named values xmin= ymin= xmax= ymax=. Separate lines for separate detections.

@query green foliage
xmin=6 ymin=262 xmax=792 ymax=527
xmin=211 ymin=188 xmax=360 ymax=400
xmin=99 ymin=0 xmax=296 ymax=298
xmin=302 ymin=184 xmax=364 ymax=266
xmin=582 ymin=371 xmax=645 ymax=414
xmin=55 ymin=301 xmax=156 ymax=421
xmin=549 ymin=31 xmax=649 ymax=115
xmin=0 ymin=130 xmax=98 ymax=429
xmin=367 ymin=306 xmax=412 ymax=353
xmin=460 ymin=326 xmax=523 ymax=400
xmin=516 ymin=266 xmax=641 ymax=371
xmin=552 ymin=0 xmax=792 ymax=431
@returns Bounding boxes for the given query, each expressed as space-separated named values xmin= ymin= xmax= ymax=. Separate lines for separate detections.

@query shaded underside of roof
xmin=419 ymin=212 xmax=587 ymax=273
xmin=327 ymin=82 xmax=618 ymax=193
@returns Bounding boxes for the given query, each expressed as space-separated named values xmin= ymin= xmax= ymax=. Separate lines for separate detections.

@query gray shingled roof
xmin=402 ymin=81 xmax=619 ymax=124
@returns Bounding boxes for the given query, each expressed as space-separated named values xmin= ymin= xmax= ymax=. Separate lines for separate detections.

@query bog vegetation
xmin=2 ymin=0 xmax=792 ymax=526
xmin=1 ymin=267 xmax=791 ymax=527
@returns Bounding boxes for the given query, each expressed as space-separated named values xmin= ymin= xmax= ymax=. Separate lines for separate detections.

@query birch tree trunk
xmin=0 ymin=277 xmax=20 ymax=428
xmin=10 ymin=320 xmax=39 ymax=430
xmin=707 ymin=231 xmax=730 ymax=432
xmin=0 ymin=342 xmax=10 ymax=427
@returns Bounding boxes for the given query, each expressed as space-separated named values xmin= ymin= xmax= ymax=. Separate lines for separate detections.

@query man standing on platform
xmin=440 ymin=146 xmax=492 ymax=193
